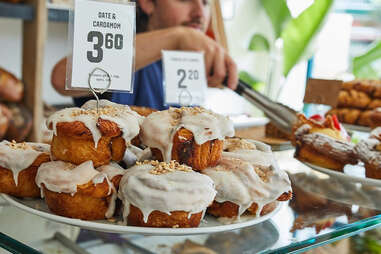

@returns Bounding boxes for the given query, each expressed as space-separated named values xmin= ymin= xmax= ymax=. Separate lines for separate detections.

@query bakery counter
xmin=2 ymin=150 xmax=381 ymax=254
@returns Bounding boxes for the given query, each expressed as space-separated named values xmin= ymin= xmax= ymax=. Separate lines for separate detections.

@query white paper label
xmin=71 ymin=0 xmax=135 ymax=92
xmin=162 ymin=50 xmax=207 ymax=106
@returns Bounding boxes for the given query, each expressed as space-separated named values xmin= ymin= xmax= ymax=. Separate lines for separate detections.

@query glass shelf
xmin=2 ymin=150 xmax=381 ymax=254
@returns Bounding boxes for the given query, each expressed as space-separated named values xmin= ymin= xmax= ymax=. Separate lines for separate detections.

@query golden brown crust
xmin=127 ymin=204 xmax=203 ymax=228
xmin=0 ymin=104 xmax=11 ymax=139
xmin=208 ymin=191 xmax=291 ymax=218
xmin=51 ymin=122 xmax=127 ymax=167
xmin=129 ymin=106 xmax=157 ymax=117
xmin=326 ymin=108 xmax=361 ymax=125
xmin=111 ymin=136 xmax=126 ymax=162
xmin=337 ymin=90 xmax=371 ymax=109
xmin=0 ymin=153 xmax=50 ymax=198
xmin=357 ymin=110 xmax=373 ymax=126
xmin=368 ymin=99 xmax=381 ymax=109
xmin=42 ymin=179 xmax=112 ymax=220
xmin=364 ymin=163 xmax=381 ymax=179
xmin=208 ymin=200 xmax=278 ymax=218
xmin=370 ymin=110 xmax=381 ymax=128
xmin=0 ymin=68 xmax=23 ymax=102
xmin=295 ymin=144 xmax=345 ymax=171
xmin=54 ymin=119 xmax=121 ymax=138
xmin=51 ymin=134 xmax=113 ymax=167
xmin=152 ymin=128 xmax=223 ymax=171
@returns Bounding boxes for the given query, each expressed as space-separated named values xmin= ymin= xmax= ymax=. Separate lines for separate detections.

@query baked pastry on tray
xmin=36 ymin=160 xmax=124 ymax=220
xmin=118 ymin=160 xmax=216 ymax=228
xmin=140 ymin=107 xmax=234 ymax=171
xmin=47 ymin=100 xmax=142 ymax=167
xmin=0 ymin=140 xmax=50 ymax=198
xmin=293 ymin=114 xmax=357 ymax=171
xmin=203 ymin=138 xmax=292 ymax=218
xmin=354 ymin=127 xmax=381 ymax=179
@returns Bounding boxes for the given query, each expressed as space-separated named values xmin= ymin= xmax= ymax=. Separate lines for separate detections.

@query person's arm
xmin=51 ymin=57 xmax=91 ymax=97
xmin=136 ymin=26 xmax=237 ymax=89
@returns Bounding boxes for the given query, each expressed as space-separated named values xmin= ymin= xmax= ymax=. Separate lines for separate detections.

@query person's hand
xmin=175 ymin=27 xmax=238 ymax=90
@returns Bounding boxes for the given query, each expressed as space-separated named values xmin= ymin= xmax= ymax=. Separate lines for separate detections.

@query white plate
xmin=302 ymin=162 xmax=381 ymax=187
xmin=1 ymin=194 xmax=282 ymax=236
xmin=342 ymin=124 xmax=371 ymax=133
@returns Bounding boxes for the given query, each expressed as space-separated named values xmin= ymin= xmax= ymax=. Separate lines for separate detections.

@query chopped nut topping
xmin=224 ymin=138 xmax=256 ymax=152
xmin=7 ymin=140 xmax=32 ymax=150
xmin=70 ymin=106 xmax=126 ymax=118
xmin=137 ymin=160 xmax=193 ymax=174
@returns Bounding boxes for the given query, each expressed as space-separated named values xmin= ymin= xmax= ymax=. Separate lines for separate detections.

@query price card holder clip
xmin=88 ymin=67 xmax=111 ymax=113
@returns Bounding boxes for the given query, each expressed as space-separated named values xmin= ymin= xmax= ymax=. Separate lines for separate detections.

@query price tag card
xmin=67 ymin=0 xmax=135 ymax=92
xmin=304 ymin=78 xmax=342 ymax=107
xmin=162 ymin=50 xmax=207 ymax=106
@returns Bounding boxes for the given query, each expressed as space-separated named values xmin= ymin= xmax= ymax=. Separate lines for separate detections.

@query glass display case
xmin=2 ymin=149 xmax=381 ymax=254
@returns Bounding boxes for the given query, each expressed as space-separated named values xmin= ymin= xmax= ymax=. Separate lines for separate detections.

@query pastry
xmin=47 ymin=100 xmax=142 ymax=167
xmin=129 ymin=106 xmax=157 ymax=117
xmin=140 ymin=107 xmax=234 ymax=171
xmin=368 ymin=99 xmax=381 ymax=109
xmin=118 ymin=160 xmax=216 ymax=227
xmin=36 ymin=160 xmax=123 ymax=220
xmin=0 ymin=104 xmax=11 ymax=139
xmin=0 ymin=67 xmax=23 ymax=102
xmin=326 ymin=108 xmax=361 ymax=125
xmin=5 ymin=103 xmax=33 ymax=142
xmin=293 ymin=114 xmax=357 ymax=171
xmin=370 ymin=108 xmax=381 ymax=127
xmin=203 ymin=138 xmax=291 ymax=218
xmin=0 ymin=141 xmax=50 ymax=197
xmin=357 ymin=110 xmax=373 ymax=126
xmin=354 ymin=128 xmax=381 ymax=179
xmin=337 ymin=90 xmax=371 ymax=109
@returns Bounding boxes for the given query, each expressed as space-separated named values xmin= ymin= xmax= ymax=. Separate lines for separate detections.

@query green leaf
xmin=239 ymin=71 xmax=265 ymax=92
xmin=260 ymin=0 xmax=291 ymax=38
xmin=353 ymin=40 xmax=381 ymax=79
xmin=248 ymin=34 xmax=270 ymax=52
xmin=282 ymin=0 xmax=334 ymax=76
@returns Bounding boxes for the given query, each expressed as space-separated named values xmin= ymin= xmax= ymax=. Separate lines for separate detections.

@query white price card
xmin=68 ymin=0 xmax=135 ymax=92
xmin=162 ymin=50 xmax=207 ymax=106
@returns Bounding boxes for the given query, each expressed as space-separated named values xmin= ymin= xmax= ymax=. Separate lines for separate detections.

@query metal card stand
xmin=88 ymin=67 xmax=111 ymax=113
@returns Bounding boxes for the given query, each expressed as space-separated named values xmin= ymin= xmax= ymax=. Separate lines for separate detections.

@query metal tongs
xmin=234 ymin=79 xmax=298 ymax=135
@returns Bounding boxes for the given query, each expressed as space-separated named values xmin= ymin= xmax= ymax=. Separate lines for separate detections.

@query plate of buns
xmin=0 ymin=100 xmax=292 ymax=235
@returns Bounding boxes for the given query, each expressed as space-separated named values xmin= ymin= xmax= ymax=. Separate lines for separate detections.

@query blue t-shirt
xmin=73 ymin=61 xmax=168 ymax=110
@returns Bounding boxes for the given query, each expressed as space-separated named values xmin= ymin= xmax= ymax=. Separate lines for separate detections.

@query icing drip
xmin=0 ymin=141 xmax=50 ymax=186
xmin=46 ymin=100 xmax=142 ymax=148
xmin=36 ymin=160 xmax=118 ymax=218
xmin=355 ymin=139 xmax=381 ymax=167
xmin=203 ymin=140 xmax=291 ymax=217
xmin=97 ymin=162 xmax=126 ymax=180
xmin=118 ymin=161 xmax=216 ymax=224
xmin=296 ymin=132 xmax=356 ymax=163
xmin=370 ymin=127 xmax=381 ymax=141
xmin=140 ymin=107 xmax=234 ymax=162
xmin=123 ymin=145 xmax=152 ymax=168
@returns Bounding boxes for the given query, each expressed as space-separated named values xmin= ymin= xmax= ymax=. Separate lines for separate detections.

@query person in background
xmin=51 ymin=0 xmax=238 ymax=109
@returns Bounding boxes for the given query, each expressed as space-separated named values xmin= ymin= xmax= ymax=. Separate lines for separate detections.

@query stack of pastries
xmin=326 ymin=80 xmax=381 ymax=127
xmin=0 ymin=100 xmax=292 ymax=228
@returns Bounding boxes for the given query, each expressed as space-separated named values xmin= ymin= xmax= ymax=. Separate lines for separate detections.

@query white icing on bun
xmin=118 ymin=160 xmax=217 ymax=223
xmin=140 ymin=107 xmax=234 ymax=162
xmin=0 ymin=140 xmax=50 ymax=185
xmin=46 ymin=100 xmax=142 ymax=147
